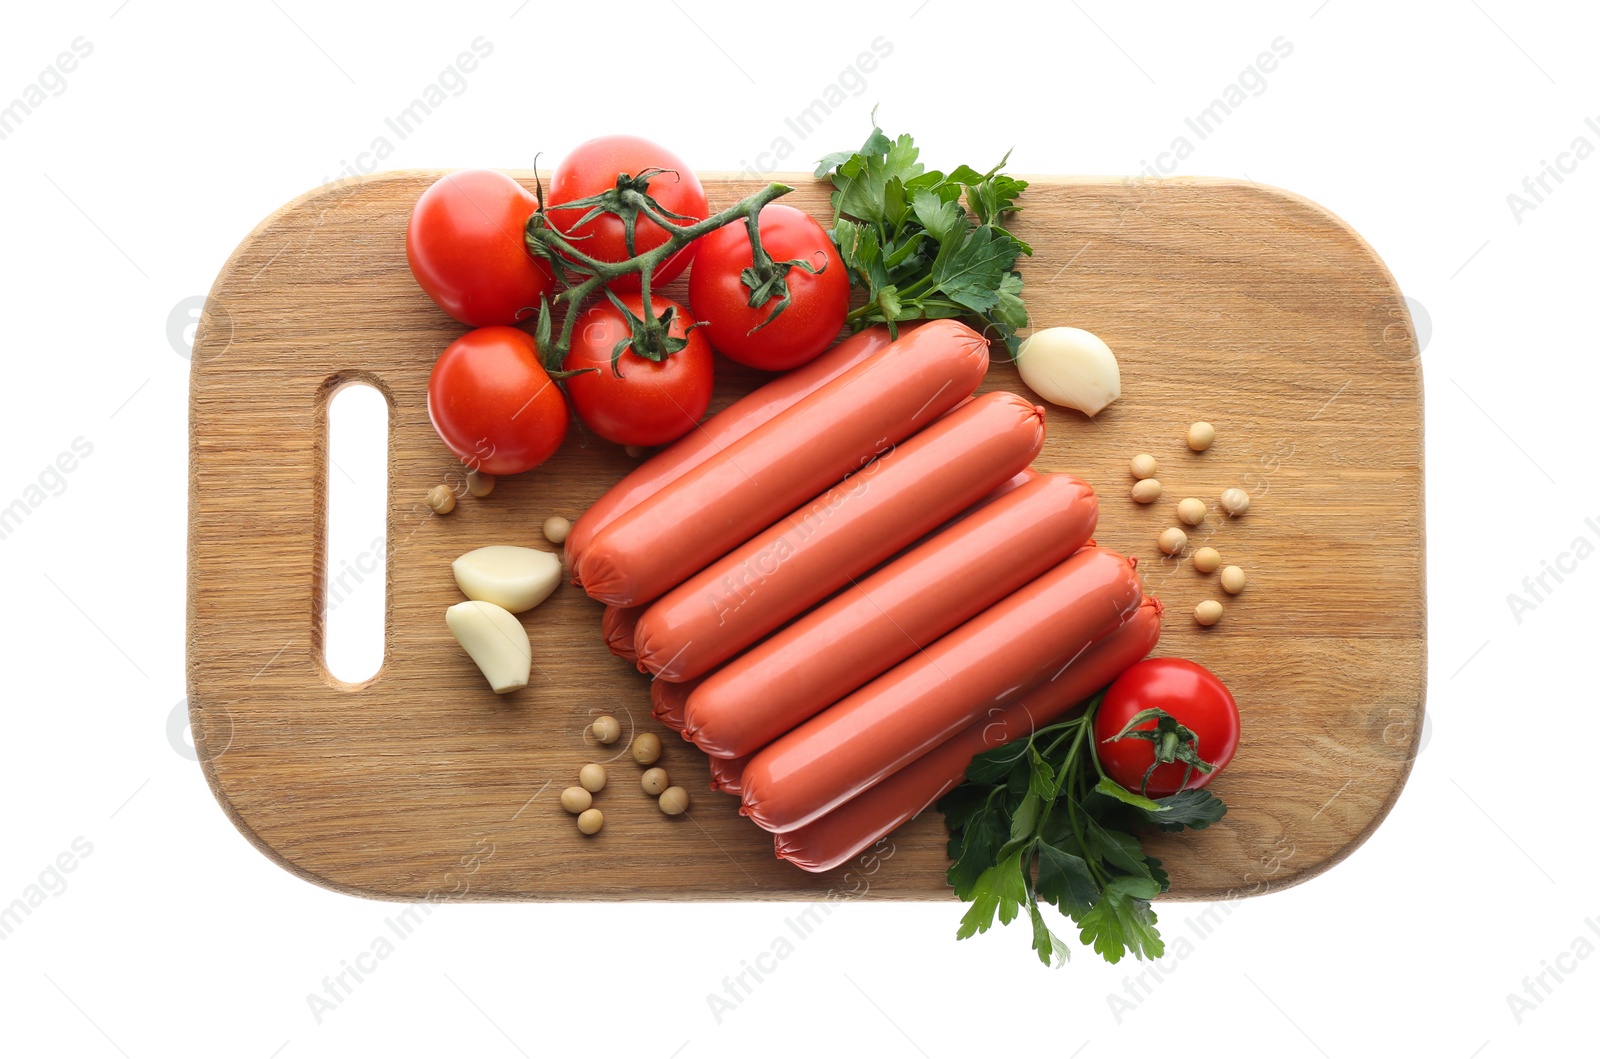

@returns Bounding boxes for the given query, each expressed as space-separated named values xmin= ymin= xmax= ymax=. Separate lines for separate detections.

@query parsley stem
xmin=844 ymin=301 xmax=881 ymax=325
xmin=1082 ymin=696 xmax=1110 ymax=784
xmin=1033 ymin=695 xmax=1110 ymax=887
xmin=1041 ymin=719 xmax=1083 ymax=760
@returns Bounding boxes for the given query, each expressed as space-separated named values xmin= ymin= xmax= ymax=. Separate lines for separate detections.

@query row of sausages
xmin=565 ymin=320 xmax=1161 ymax=872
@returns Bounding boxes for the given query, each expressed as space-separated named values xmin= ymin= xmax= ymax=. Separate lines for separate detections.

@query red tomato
xmin=688 ymin=204 xmax=849 ymax=371
xmin=545 ymin=136 xmax=708 ymax=291
xmin=406 ymin=170 xmax=553 ymax=327
xmin=1092 ymin=658 xmax=1240 ymax=797
xmin=427 ymin=326 xmax=568 ymax=475
xmin=562 ymin=294 xmax=713 ymax=447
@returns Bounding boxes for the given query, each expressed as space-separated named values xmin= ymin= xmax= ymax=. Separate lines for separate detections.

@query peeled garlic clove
xmin=451 ymin=545 xmax=561 ymax=614
xmin=445 ymin=600 xmax=531 ymax=694
xmin=1016 ymin=326 xmax=1121 ymax=416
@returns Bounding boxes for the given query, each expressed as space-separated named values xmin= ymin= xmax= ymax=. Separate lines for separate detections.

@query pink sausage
xmin=602 ymin=605 xmax=644 ymax=664
xmin=739 ymin=547 xmax=1145 ymax=833
xmin=633 ymin=391 xmax=1047 ymax=682
xmin=708 ymin=753 xmax=753 ymax=796
xmin=649 ymin=676 xmax=701 ymax=732
xmin=683 ymin=473 xmax=1098 ymax=758
xmin=775 ymin=596 xmax=1163 ymax=873
xmin=565 ymin=325 xmax=897 ymax=581
xmin=578 ymin=320 xmax=991 ymax=607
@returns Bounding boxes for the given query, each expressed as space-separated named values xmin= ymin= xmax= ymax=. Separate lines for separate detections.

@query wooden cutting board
xmin=187 ymin=172 xmax=1425 ymax=903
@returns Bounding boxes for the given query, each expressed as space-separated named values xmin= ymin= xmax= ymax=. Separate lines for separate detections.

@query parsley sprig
xmin=938 ymin=693 xmax=1227 ymax=967
xmin=814 ymin=125 xmax=1032 ymax=354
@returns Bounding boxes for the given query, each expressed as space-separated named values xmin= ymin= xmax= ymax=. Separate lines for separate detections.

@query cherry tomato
xmin=406 ymin=170 xmax=553 ymax=327
xmin=688 ymin=204 xmax=849 ymax=371
xmin=562 ymin=294 xmax=713 ymax=447
xmin=427 ymin=326 xmax=568 ymax=475
xmin=545 ymin=136 xmax=708 ymax=291
xmin=1092 ymin=658 xmax=1240 ymax=797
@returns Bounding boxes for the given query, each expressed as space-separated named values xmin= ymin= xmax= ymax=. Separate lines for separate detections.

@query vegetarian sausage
xmin=578 ymin=320 xmax=991 ymax=607
xmin=633 ymin=391 xmax=1047 ymax=681
xmin=564 ymin=325 xmax=897 ymax=580
xmin=775 ymin=595 xmax=1162 ymax=872
xmin=649 ymin=676 xmax=701 ymax=733
xmin=739 ymin=546 xmax=1145 ymax=833
xmin=708 ymin=753 xmax=752 ymax=796
xmin=612 ymin=449 xmax=1026 ymax=674
xmin=683 ymin=472 xmax=1098 ymax=758
xmin=602 ymin=605 xmax=644 ymax=663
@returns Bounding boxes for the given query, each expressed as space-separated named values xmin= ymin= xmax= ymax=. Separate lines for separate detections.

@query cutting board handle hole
xmin=322 ymin=380 xmax=389 ymax=684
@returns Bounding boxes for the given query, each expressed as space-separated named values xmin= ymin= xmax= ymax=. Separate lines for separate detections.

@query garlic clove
xmin=445 ymin=600 xmax=532 ymax=694
xmin=1016 ymin=326 xmax=1121 ymax=416
xmin=451 ymin=545 xmax=561 ymax=614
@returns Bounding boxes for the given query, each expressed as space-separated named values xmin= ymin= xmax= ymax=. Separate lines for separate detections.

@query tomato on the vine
xmin=1093 ymin=658 xmax=1240 ymax=797
xmin=427 ymin=326 xmax=569 ymax=475
xmin=545 ymin=136 xmax=708 ymax=291
xmin=406 ymin=170 xmax=553 ymax=327
xmin=688 ymin=203 xmax=849 ymax=371
xmin=562 ymin=294 xmax=713 ymax=447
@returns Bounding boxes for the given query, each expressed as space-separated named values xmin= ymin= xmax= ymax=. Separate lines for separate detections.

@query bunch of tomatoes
xmin=407 ymin=135 xmax=850 ymax=476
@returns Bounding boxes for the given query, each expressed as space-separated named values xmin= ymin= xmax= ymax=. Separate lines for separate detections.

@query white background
xmin=2 ymin=1 xmax=1595 ymax=1056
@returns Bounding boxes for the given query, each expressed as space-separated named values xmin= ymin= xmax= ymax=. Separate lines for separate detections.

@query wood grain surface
xmin=187 ymin=172 xmax=1425 ymax=903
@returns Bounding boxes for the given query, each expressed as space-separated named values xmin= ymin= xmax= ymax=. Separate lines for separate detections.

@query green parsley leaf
xmin=1027 ymin=897 xmax=1070 ymax=967
xmin=1010 ymin=793 xmax=1044 ymax=844
xmin=1076 ymin=877 xmax=1165 ymax=964
xmin=964 ymin=741 xmax=1029 ymax=786
xmin=1078 ymin=810 xmax=1156 ymax=881
xmin=939 ymin=684 xmax=1234 ymax=968
xmin=992 ymin=271 xmax=1029 ymax=332
xmin=1094 ymin=777 xmax=1167 ymax=813
xmin=875 ymin=285 xmax=904 ymax=323
xmin=946 ymin=797 xmax=1007 ymax=900
xmin=930 ymin=224 xmax=1020 ymax=314
xmin=1027 ymin=745 xmax=1060 ymax=801
xmin=955 ymin=850 xmax=1027 ymax=940
xmin=1144 ymin=855 xmax=1171 ymax=892
xmin=966 ymin=170 xmax=1029 ymax=227
xmin=816 ymin=124 xmax=1033 ymax=355
xmin=911 ymin=188 xmax=963 ymax=245
xmin=936 ymin=783 xmax=991 ymax=836
xmin=1034 ymin=841 xmax=1099 ymax=918
xmin=1143 ymin=788 xmax=1229 ymax=832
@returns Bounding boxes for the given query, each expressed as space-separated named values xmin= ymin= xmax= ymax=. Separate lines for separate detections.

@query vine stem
xmin=528 ymin=181 xmax=793 ymax=373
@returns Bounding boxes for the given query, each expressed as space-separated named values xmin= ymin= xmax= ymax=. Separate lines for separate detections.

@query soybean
xmin=577 ymin=808 xmax=604 ymax=835
xmin=641 ymin=767 xmax=670 ymax=796
xmin=1194 ymin=600 xmax=1224 ymax=626
xmin=1192 ymin=547 xmax=1222 ymax=574
xmin=560 ymin=786 xmax=592 ymax=814
xmin=579 ymin=763 xmax=608 ymax=793
xmin=1177 ymin=497 xmax=1207 ymax=526
xmin=426 ymin=485 xmax=456 ymax=515
xmin=466 ymin=471 xmax=496 ymax=498
xmin=1187 ymin=422 xmax=1216 ymax=451
xmin=1221 ymin=566 xmax=1248 ymax=595
xmin=1158 ymin=527 xmax=1188 ymax=555
xmin=591 ymin=715 xmax=621 ymax=745
xmin=1220 ymin=487 xmax=1251 ymax=516
xmin=631 ymin=733 xmax=662 ymax=766
xmin=1132 ymin=479 xmax=1163 ymax=504
xmin=543 ymin=516 xmax=572 ymax=544
xmin=659 ymin=787 xmax=690 ymax=816
xmin=1130 ymin=453 xmax=1159 ymax=480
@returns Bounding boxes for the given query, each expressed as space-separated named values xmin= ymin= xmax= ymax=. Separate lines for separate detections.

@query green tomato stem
xmin=527 ymin=181 xmax=793 ymax=373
